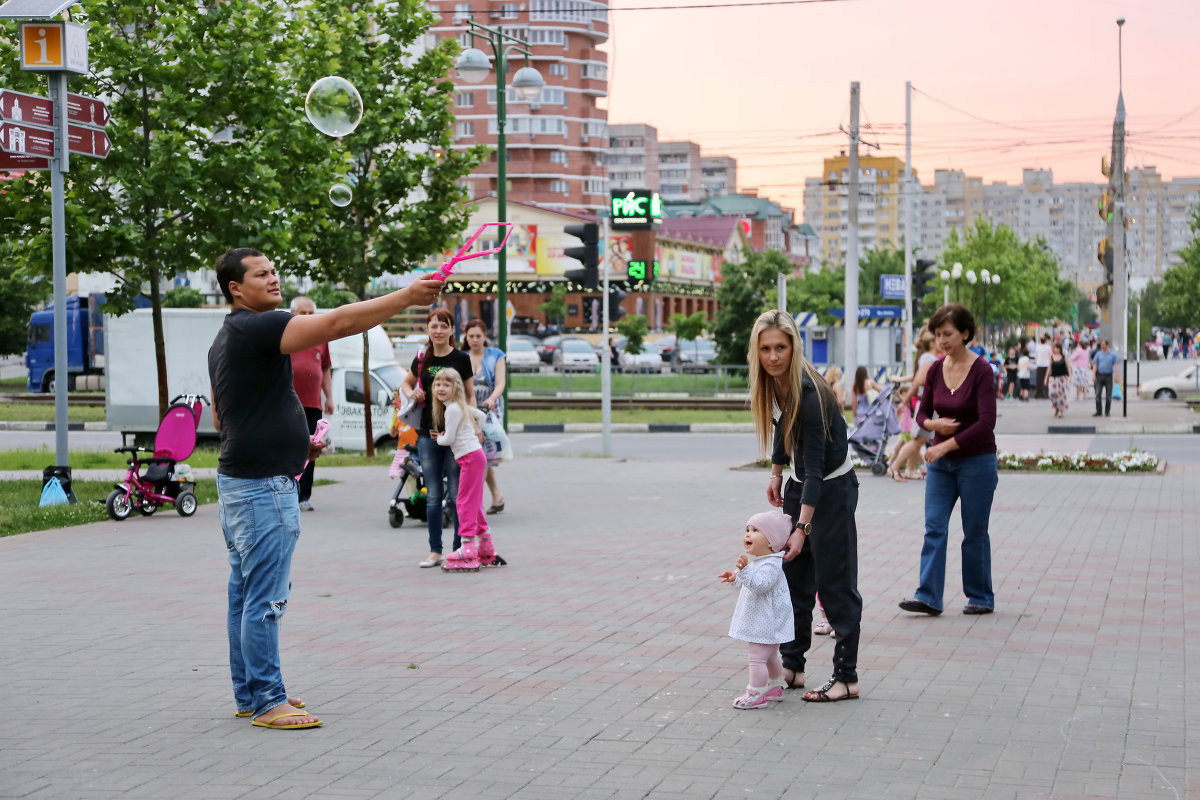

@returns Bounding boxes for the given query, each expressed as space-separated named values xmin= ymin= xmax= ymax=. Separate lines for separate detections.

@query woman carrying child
xmin=718 ymin=510 xmax=795 ymax=709
xmin=431 ymin=368 xmax=501 ymax=571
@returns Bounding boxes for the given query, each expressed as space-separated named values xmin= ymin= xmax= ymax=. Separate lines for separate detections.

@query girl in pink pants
xmin=717 ymin=510 xmax=795 ymax=709
xmin=431 ymin=369 xmax=495 ymax=571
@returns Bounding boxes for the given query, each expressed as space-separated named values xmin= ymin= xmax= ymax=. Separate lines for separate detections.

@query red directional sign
xmin=66 ymin=92 xmax=110 ymax=128
xmin=67 ymin=123 xmax=110 ymax=158
xmin=0 ymin=151 xmax=49 ymax=171
xmin=0 ymin=88 xmax=55 ymax=127
xmin=0 ymin=120 xmax=55 ymax=157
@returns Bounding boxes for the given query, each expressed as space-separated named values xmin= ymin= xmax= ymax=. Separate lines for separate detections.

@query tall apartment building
xmin=802 ymin=154 xmax=908 ymax=265
xmin=433 ymin=0 xmax=610 ymax=213
xmin=657 ymin=141 xmax=703 ymax=202
xmin=605 ymin=123 xmax=659 ymax=191
xmin=701 ymin=156 xmax=737 ymax=196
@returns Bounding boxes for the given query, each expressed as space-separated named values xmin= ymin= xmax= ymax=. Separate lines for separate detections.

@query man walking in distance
xmin=289 ymin=296 xmax=334 ymax=512
xmin=209 ymin=248 xmax=442 ymax=730
xmin=1091 ymin=339 xmax=1120 ymax=418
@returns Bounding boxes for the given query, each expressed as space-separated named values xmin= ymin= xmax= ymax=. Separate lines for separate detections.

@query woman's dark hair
xmin=853 ymin=366 xmax=869 ymax=394
xmin=421 ymin=308 xmax=456 ymax=367
xmin=214 ymin=247 xmax=263 ymax=304
xmin=461 ymin=318 xmax=488 ymax=349
xmin=927 ymin=303 xmax=976 ymax=343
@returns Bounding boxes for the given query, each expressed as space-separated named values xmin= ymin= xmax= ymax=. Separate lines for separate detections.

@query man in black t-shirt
xmin=208 ymin=247 xmax=441 ymax=730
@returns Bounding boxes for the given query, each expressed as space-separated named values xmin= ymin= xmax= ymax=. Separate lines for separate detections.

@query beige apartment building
xmin=802 ymin=154 xmax=908 ymax=266
xmin=433 ymin=0 xmax=611 ymax=213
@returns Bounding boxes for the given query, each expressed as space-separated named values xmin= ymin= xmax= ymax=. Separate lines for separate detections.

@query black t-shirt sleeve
xmin=244 ymin=310 xmax=292 ymax=356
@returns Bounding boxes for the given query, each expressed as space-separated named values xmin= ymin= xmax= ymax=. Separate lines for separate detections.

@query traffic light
xmin=1097 ymin=238 xmax=1113 ymax=284
xmin=608 ymin=284 xmax=627 ymax=323
xmin=1098 ymin=188 xmax=1114 ymax=223
xmin=562 ymin=223 xmax=599 ymax=289
xmin=912 ymin=258 xmax=937 ymax=317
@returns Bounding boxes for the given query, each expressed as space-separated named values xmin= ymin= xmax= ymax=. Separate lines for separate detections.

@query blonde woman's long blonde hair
xmin=431 ymin=368 xmax=475 ymax=434
xmin=748 ymin=309 xmax=838 ymax=458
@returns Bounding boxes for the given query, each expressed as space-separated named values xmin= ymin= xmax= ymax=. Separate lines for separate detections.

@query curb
xmin=0 ymin=421 xmax=109 ymax=432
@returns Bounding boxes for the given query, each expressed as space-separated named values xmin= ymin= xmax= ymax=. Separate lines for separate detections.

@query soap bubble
xmin=305 ymin=76 xmax=363 ymax=138
xmin=328 ymin=183 xmax=353 ymax=207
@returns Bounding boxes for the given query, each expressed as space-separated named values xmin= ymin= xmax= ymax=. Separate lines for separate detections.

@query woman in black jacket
xmin=749 ymin=309 xmax=863 ymax=702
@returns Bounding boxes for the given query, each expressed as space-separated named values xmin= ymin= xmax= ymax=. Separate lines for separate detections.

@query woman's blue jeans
xmin=914 ymin=452 xmax=999 ymax=611
xmin=418 ymin=434 xmax=459 ymax=554
xmin=218 ymin=474 xmax=301 ymax=717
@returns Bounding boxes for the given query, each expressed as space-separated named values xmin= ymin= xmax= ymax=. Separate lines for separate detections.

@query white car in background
xmin=553 ymin=338 xmax=599 ymax=372
xmin=620 ymin=341 xmax=664 ymax=372
xmin=1138 ymin=364 xmax=1199 ymax=400
xmin=504 ymin=337 xmax=542 ymax=372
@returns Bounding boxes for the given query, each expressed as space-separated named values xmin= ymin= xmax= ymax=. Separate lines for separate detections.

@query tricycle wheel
xmin=137 ymin=498 xmax=158 ymax=516
xmin=106 ymin=489 xmax=133 ymax=521
xmin=176 ymin=490 xmax=198 ymax=517
xmin=388 ymin=508 xmax=404 ymax=528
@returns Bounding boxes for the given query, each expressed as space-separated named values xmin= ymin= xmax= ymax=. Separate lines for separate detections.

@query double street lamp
xmin=939 ymin=262 xmax=1001 ymax=345
xmin=454 ymin=22 xmax=544 ymax=426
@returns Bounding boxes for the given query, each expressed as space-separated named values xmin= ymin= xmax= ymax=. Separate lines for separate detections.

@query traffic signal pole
xmin=903 ymin=80 xmax=914 ymax=360
xmin=600 ymin=215 xmax=612 ymax=456
xmin=843 ymin=82 xmax=861 ymax=394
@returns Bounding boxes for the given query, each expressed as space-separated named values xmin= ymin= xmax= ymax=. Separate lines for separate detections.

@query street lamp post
xmin=455 ymin=24 xmax=543 ymax=428
xmin=940 ymin=261 xmax=966 ymax=305
xmin=980 ymin=272 xmax=1000 ymax=347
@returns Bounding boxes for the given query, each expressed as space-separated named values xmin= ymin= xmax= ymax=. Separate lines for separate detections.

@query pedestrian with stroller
xmin=431 ymin=369 xmax=498 ymax=571
xmin=750 ymin=309 xmax=863 ymax=703
xmin=899 ymin=303 xmax=999 ymax=618
xmin=400 ymin=308 xmax=476 ymax=568
xmin=288 ymin=296 xmax=334 ymax=512
xmin=461 ymin=319 xmax=508 ymax=514
xmin=209 ymin=247 xmax=442 ymax=730
xmin=851 ymin=366 xmax=883 ymax=427
xmin=717 ymin=510 xmax=795 ymax=709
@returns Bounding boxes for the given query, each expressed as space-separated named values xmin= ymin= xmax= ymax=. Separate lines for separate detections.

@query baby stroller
xmin=387 ymin=444 xmax=430 ymax=528
xmin=106 ymin=394 xmax=206 ymax=520
xmin=847 ymin=381 xmax=902 ymax=477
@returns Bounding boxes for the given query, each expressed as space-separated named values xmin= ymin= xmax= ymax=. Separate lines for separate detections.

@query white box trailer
xmin=104 ymin=308 xmax=404 ymax=451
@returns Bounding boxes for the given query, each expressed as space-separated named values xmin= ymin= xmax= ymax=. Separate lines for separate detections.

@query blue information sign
xmin=880 ymin=274 xmax=906 ymax=300
xmin=828 ymin=305 xmax=905 ymax=320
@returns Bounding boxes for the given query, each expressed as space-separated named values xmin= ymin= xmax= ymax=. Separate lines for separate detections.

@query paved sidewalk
xmin=0 ymin=452 xmax=1195 ymax=799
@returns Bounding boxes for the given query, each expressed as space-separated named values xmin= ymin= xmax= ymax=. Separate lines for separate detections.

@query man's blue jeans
xmin=218 ymin=474 xmax=301 ymax=717
xmin=914 ymin=452 xmax=999 ymax=612
xmin=417 ymin=434 xmax=459 ymax=554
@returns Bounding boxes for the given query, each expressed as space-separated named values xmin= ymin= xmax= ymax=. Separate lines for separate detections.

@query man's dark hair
xmin=928 ymin=303 xmax=976 ymax=343
xmin=214 ymin=248 xmax=264 ymax=304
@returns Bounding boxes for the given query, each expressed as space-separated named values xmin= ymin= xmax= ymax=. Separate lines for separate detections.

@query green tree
xmin=933 ymin=219 xmax=1074 ymax=325
xmin=306 ymin=284 xmax=359 ymax=310
xmin=711 ymin=249 xmax=790 ymax=365
xmin=666 ymin=311 xmax=707 ymax=345
xmin=1159 ymin=209 xmax=1200 ymax=327
xmin=615 ymin=314 xmax=648 ymax=355
xmin=0 ymin=260 xmax=50 ymax=356
xmin=539 ymin=284 xmax=567 ymax=326
xmin=161 ymin=286 xmax=205 ymax=308
xmin=787 ymin=266 xmax=844 ymax=324
xmin=856 ymin=247 xmax=906 ymax=307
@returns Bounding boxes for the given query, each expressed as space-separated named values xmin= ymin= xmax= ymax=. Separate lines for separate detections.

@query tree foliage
xmin=931 ymin=219 xmax=1075 ymax=325
xmin=787 ymin=266 xmax=844 ymax=324
xmin=538 ymin=283 xmax=567 ymax=325
xmin=711 ymin=249 xmax=790 ymax=365
xmin=666 ymin=311 xmax=707 ymax=344
xmin=161 ymin=286 xmax=205 ymax=308
xmin=1158 ymin=208 xmax=1200 ymax=328
xmin=615 ymin=314 xmax=648 ymax=355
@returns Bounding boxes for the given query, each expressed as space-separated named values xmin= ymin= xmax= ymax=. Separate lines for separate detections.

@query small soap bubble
xmin=328 ymin=183 xmax=353 ymax=207
xmin=305 ymin=76 xmax=363 ymax=138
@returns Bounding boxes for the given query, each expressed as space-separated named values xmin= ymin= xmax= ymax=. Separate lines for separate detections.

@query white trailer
xmin=104 ymin=308 xmax=404 ymax=451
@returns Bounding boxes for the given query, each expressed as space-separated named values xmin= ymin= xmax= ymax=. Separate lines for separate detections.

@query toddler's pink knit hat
xmin=746 ymin=510 xmax=792 ymax=553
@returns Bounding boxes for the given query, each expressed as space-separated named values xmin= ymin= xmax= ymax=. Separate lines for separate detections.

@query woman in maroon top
xmin=898 ymin=304 xmax=999 ymax=616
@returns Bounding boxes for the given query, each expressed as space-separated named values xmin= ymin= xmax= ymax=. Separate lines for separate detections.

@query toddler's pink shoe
xmin=732 ymin=687 xmax=769 ymax=709
xmin=763 ymin=684 xmax=785 ymax=702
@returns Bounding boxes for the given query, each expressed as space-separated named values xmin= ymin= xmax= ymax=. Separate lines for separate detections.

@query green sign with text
xmin=610 ymin=189 xmax=662 ymax=230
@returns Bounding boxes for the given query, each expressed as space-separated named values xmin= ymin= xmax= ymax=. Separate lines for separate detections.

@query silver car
xmin=1138 ymin=364 xmax=1200 ymax=400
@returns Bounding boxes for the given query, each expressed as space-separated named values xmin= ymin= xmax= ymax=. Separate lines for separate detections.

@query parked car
xmin=1138 ymin=364 xmax=1199 ymax=400
xmin=505 ymin=337 xmax=542 ymax=372
xmin=553 ymin=338 xmax=599 ymax=371
xmin=620 ymin=341 xmax=664 ymax=372
xmin=537 ymin=335 xmax=565 ymax=364
xmin=676 ymin=338 xmax=717 ymax=370
xmin=655 ymin=335 xmax=677 ymax=363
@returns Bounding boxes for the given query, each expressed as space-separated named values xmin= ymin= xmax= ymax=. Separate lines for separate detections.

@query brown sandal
xmin=801 ymin=677 xmax=859 ymax=703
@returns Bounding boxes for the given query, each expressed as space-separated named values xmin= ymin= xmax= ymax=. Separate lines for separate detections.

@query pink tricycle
xmin=106 ymin=394 xmax=207 ymax=521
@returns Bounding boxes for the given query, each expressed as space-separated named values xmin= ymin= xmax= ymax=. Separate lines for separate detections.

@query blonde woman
xmin=751 ymin=310 xmax=863 ymax=703
xmin=824 ymin=366 xmax=847 ymax=409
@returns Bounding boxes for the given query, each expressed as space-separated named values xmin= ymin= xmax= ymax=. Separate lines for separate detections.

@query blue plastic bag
xmin=1113 ymin=382 xmax=1123 ymax=400
xmin=39 ymin=476 xmax=69 ymax=507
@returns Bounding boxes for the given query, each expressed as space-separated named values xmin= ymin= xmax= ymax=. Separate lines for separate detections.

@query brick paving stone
xmin=0 ymin=452 xmax=1195 ymax=799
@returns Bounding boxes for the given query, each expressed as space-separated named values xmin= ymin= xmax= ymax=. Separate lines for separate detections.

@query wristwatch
xmin=795 ymin=521 xmax=812 ymax=535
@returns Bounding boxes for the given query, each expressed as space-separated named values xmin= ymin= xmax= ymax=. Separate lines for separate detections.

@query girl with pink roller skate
xmin=717 ymin=510 xmax=795 ymax=709
xmin=430 ymin=369 xmax=502 ymax=571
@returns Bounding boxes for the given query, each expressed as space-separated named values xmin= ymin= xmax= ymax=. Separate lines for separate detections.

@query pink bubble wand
xmin=430 ymin=222 xmax=514 ymax=281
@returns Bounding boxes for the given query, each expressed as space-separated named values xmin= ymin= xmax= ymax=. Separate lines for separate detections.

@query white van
xmin=326 ymin=325 xmax=408 ymax=451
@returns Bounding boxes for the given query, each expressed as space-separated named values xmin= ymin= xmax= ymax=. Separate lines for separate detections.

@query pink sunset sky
xmin=601 ymin=0 xmax=1200 ymax=215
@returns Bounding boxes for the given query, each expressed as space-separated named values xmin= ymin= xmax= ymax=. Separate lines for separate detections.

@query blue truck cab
xmin=25 ymin=294 xmax=106 ymax=392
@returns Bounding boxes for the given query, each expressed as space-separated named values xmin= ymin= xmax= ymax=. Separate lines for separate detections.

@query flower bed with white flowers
xmin=996 ymin=450 xmax=1159 ymax=473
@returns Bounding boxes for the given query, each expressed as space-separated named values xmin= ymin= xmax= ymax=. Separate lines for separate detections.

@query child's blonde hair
xmin=431 ymin=368 xmax=476 ymax=433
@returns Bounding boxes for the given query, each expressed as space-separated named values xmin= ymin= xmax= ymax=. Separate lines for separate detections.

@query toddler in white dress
xmin=718 ymin=510 xmax=795 ymax=709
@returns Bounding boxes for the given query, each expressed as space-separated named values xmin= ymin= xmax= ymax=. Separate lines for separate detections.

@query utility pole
xmin=903 ymin=80 xmax=914 ymax=360
xmin=844 ymin=82 xmax=860 ymax=389
xmin=600 ymin=214 xmax=612 ymax=457
xmin=1111 ymin=17 xmax=1128 ymax=417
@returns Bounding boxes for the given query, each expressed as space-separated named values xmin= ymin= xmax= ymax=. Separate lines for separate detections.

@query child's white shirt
xmin=728 ymin=552 xmax=794 ymax=645
xmin=436 ymin=404 xmax=487 ymax=459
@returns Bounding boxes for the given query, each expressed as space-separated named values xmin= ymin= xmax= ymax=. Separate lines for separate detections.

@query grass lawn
xmin=0 ymin=403 xmax=107 ymax=423
xmin=512 ymin=371 xmax=747 ymax=396
xmin=0 ymin=376 xmax=27 ymax=391
xmin=0 ymin=446 xmax=398 ymax=471
xmin=0 ymin=478 xmax=219 ymax=537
